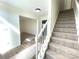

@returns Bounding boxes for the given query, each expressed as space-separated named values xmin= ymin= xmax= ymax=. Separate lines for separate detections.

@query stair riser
xmin=51 ymin=38 xmax=79 ymax=50
xmin=59 ymin=12 xmax=74 ymax=16
xmin=55 ymin=24 xmax=76 ymax=28
xmin=60 ymin=12 xmax=74 ymax=15
xmin=56 ymin=21 xmax=75 ymax=24
xmin=45 ymin=55 xmax=54 ymax=59
xmin=59 ymin=13 xmax=74 ymax=15
xmin=49 ymin=45 xmax=79 ymax=58
xmin=54 ymin=28 xmax=77 ymax=34
xmin=58 ymin=17 xmax=75 ymax=20
xmin=53 ymin=32 xmax=78 ymax=41
xmin=59 ymin=15 xmax=74 ymax=18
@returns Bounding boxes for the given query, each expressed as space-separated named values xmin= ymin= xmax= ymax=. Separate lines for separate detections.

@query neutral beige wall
xmin=64 ymin=0 xmax=72 ymax=10
xmin=20 ymin=16 xmax=37 ymax=35
xmin=60 ymin=0 xmax=72 ymax=11
xmin=71 ymin=0 xmax=75 ymax=8
xmin=60 ymin=0 xmax=64 ymax=11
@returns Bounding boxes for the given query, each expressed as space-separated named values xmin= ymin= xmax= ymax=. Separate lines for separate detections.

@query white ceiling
xmin=0 ymin=0 xmax=48 ymax=19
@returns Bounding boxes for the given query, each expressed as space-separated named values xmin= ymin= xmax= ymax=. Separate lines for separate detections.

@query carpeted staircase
xmin=45 ymin=9 xmax=79 ymax=59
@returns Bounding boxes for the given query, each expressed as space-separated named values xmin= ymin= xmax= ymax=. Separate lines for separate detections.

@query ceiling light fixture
xmin=35 ymin=8 xmax=41 ymax=12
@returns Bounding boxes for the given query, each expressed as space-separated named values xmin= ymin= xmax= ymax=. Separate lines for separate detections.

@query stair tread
xmin=55 ymin=23 xmax=76 ymax=28
xmin=53 ymin=32 xmax=77 ymax=36
xmin=57 ymin=19 xmax=75 ymax=21
xmin=51 ymin=37 xmax=79 ymax=50
xmin=56 ymin=23 xmax=76 ymax=25
xmin=59 ymin=15 xmax=74 ymax=18
xmin=53 ymin=31 xmax=78 ymax=41
xmin=58 ymin=17 xmax=75 ymax=20
xmin=57 ymin=21 xmax=75 ymax=24
xmin=46 ymin=50 xmax=69 ymax=59
xmin=53 ymin=31 xmax=77 ymax=34
xmin=54 ymin=27 xmax=76 ymax=29
xmin=58 ymin=19 xmax=75 ymax=22
xmin=49 ymin=43 xmax=79 ymax=57
xmin=55 ymin=23 xmax=76 ymax=25
xmin=54 ymin=28 xmax=77 ymax=34
xmin=51 ymin=37 xmax=78 ymax=44
xmin=54 ymin=28 xmax=77 ymax=31
xmin=54 ymin=27 xmax=76 ymax=30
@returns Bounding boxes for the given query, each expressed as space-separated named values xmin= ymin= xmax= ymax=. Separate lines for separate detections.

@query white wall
xmin=60 ymin=0 xmax=72 ymax=11
xmin=38 ymin=19 xmax=42 ymax=34
xmin=38 ymin=16 xmax=48 ymax=34
xmin=64 ymin=0 xmax=72 ymax=10
xmin=60 ymin=0 xmax=64 ymax=11
xmin=48 ymin=0 xmax=60 ymax=37
xmin=0 ymin=2 xmax=20 ymax=54
xmin=73 ymin=0 xmax=79 ymax=41
xmin=20 ymin=16 xmax=37 ymax=35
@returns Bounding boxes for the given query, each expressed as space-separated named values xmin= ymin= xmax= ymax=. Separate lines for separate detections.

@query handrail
xmin=35 ymin=21 xmax=47 ymax=59
xmin=38 ymin=22 xmax=47 ymax=39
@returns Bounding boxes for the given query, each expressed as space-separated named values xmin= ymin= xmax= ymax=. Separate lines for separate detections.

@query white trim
xmin=73 ymin=0 xmax=79 ymax=42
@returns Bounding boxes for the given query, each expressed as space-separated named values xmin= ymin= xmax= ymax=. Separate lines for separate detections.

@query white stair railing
xmin=35 ymin=21 xmax=47 ymax=59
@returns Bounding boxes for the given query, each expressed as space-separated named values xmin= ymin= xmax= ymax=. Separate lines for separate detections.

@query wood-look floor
xmin=0 ymin=32 xmax=36 ymax=59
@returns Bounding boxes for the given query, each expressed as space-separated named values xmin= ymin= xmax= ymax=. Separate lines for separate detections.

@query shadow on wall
xmin=77 ymin=0 xmax=79 ymax=3
xmin=0 ymin=16 xmax=20 ymax=54
xmin=0 ymin=16 xmax=20 ymax=35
